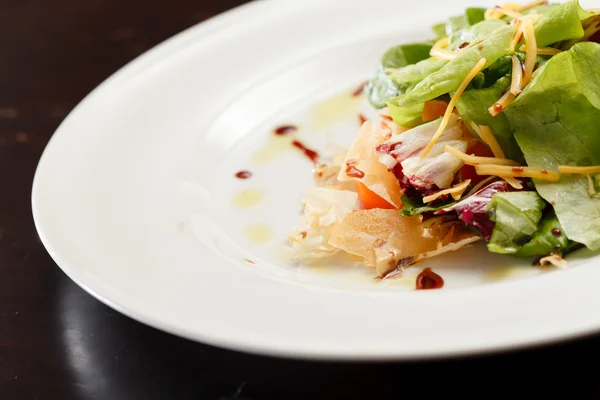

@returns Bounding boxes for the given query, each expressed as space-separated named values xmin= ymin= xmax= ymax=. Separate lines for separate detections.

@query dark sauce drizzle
xmin=292 ymin=140 xmax=319 ymax=163
xmin=416 ymin=267 xmax=444 ymax=290
xmin=235 ymin=170 xmax=252 ymax=179
xmin=274 ymin=125 xmax=298 ymax=135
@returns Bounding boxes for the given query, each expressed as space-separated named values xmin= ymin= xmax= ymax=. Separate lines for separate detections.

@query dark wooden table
xmin=3 ymin=1 xmax=600 ymax=399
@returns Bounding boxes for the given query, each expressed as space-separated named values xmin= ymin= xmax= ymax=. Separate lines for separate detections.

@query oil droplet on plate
xmin=233 ymin=189 xmax=264 ymax=209
xmin=244 ymin=225 xmax=274 ymax=245
xmin=250 ymin=135 xmax=295 ymax=165
xmin=484 ymin=265 xmax=538 ymax=282
xmin=309 ymin=90 xmax=362 ymax=133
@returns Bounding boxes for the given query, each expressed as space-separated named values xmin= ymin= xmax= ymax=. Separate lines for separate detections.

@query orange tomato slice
xmin=355 ymin=181 xmax=396 ymax=210
xmin=422 ymin=100 xmax=450 ymax=122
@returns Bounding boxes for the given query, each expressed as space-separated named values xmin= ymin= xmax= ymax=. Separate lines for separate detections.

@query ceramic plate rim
xmin=31 ymin=0 xmax=600 ymax=360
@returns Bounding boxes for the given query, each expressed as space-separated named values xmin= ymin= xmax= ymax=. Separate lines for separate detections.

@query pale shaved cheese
xmin=444 ymin=145 xmax=519 ymax=166
xmin=485 ymin=5 xmax=522 ymax=19
xmin=430 ymin=37 xmax=458 ymax=60
xmin=519 ymin=44 xmax=562 ymax=55
xmin=493 ymin=6 xmax=523 ymax=19
xmin=503 ymin=177 xmax=524 ymax=189
xmin=416 ymin=235 xmax=481 ymax=262
xmin=477 ymin=125 xmax=506 ymax=159
xmin=475 ymin=164 xmax=560 ymax=182
xmin=588 ymin=175 xmax=596 ymax=197
xmin=510 ymin=55 xmax=524 ymax=95
xmin=538 ymin=254 xmax=568 ymax=269
xmin=522 ymin=17 xmax=537 ymax=86
xmin=517 ymin=0 xmax=548 ymax=11
xmin=422 ymin=179 xmax=471 ymax=203
xmin=488 ymin=90 xmax=515 ymax=116
xmin=558 ymin=165 xmax=600 ymax=175
xmin=420 ymin=58 xmax=487 ymax=159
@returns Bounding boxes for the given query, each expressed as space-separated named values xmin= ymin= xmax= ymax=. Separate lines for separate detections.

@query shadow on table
xmin=55 ymin=272 xmax=600 ymax=400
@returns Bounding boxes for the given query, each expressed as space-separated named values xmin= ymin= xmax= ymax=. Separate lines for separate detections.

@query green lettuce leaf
xmin=399 ymin=193 xmax=456 ymax=217
xmin=504 ymin=42 xmax=600 ymax=250
xmin=534 ymin=0 xmax=591 ymax=47
xmin=388 ymin=23 xmax=515 ymax=108
xmin=433 ymin=7 xmax=487 ymax=39
xmin=388 ymin=57 xmax=448 ymax=89
xmin=455 ymin=74 xmax=523 ymax=162
xmin=366 ymin=68 xmax=403 ymax=109
xmin=381 ymin=43 xmax=433 ymax=69
xmin=486 ymin=192 xmax=546 ymax=255
xmin=388 ymin=102 xmax=425 ymax=127
xmin=448 ymin=20 xmax=507 ymax=50
xmin=366 ymin=43 xmax=434 ymax=109
xmin=432 ymin=23 xmax=447 ymax=39
xmin=515 ymin=210 xmax=572 ymax=257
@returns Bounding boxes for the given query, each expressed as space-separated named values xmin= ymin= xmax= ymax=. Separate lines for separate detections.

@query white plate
xmin=32 ymin=0 xmax=600 ymax=360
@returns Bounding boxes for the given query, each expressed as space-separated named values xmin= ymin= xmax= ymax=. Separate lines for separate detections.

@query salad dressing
xmin=244 ymin=225 xmax=274 ymax=245
xmin=233 ymin=189 xmax=264 ymax=209
xmin=309 ymin=88 xmax=363 ymax=132
xmin=251 ymin=135 xmax=295 ymax=165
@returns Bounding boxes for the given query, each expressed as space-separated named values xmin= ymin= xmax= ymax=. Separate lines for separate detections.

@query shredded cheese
xmin=422 ymin=179 xmax=472 ymax=203
xmin=475 ymin=164 xmax=560 ymax=182
xmin=503 ymin=177 xmax=524 ymax=189
xmin=444 ymin=145 xmax=519 ymax=166
xmin=430 ymin=37 xmax=458 ymax=60
xmin=485 ymin=5 xmax=522 ymax=20
xmin=488 ymin=90 xmax=516 ymax=116
xmin=510 ymin=20 xmax=523 ymax=53
xmin=531 ymin=66 xmax=543 ymax=78
xmin=558 ymin=165 xmax=600 ymax=175
xmin=464 ymin=176 xmax=498 ymax=197
xmin=522 ymin=17 xmax=537 ymax=86
xmin=510 ymin=55 xmax=524 ymax=95
xmin=588 ymin=175 xmax=596 ymax=197
xmin=487 ymin=0 xmax=547 ymax=20
xmin=420 ymin=58 xmax=487 ymax=159
xmin=478 ymin=125 xmax=506 ymax=158
xmin=518 ymin=44 xmax=561 ymax=55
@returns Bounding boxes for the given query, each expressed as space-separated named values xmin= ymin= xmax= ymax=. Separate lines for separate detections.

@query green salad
xmin=367 ymin=0 xmax=600 ymax=266
xmin=291 ymin=0 xmax=600 ymax=278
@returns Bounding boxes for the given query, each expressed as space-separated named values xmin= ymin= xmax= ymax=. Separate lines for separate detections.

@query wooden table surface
xmin=3 ymin=1 xmax=600 ymax=399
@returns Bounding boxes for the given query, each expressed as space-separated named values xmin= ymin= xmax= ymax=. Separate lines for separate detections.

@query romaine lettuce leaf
xmin=366 ymin=43 xmax=434 ymax=109
xmin=504 ymin=42 xmax=600 ymax=250
xmin=388 ymin=57 xmax=448 ymax=89
xmin=388 ymin=102 xmax=425 ymax=127
xmin=534 ymin=0 xmax=591 ymax=47
xmin=455 ymin=74 xmax=523 ymax=162
xmin=388 ymin=23 xmax=516 ymax=108
xmin=448 ymin=20 xmax=507 ymax=50
xmin=486 ymin=192 xmax=546 ymax=255
xmin=366 ymin=68 xmax=403 ymax=109
xmin=515 ymin=210 xmax=571 ymax=257
xmin=382 ymin=43 xmax=433 ymax=69
xmin=433 ymin=7 xmax=487 ymax=38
